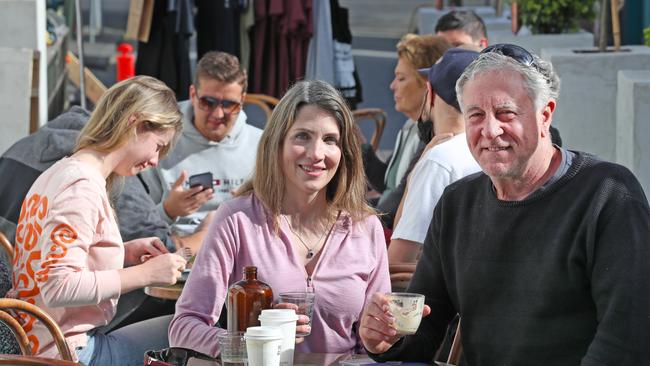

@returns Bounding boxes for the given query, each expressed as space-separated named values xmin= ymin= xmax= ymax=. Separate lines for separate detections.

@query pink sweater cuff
xmin=95 ymin=269 xmax=122 ymax=300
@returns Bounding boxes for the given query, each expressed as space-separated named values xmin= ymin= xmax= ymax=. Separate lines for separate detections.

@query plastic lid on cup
xmin=258 ymin=309 xmax=299 ymax=322
xmin=244 ymin=326 xmax=283 ymax=340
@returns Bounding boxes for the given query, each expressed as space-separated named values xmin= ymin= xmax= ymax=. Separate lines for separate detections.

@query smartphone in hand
xmin=188 ymin=172 xmax=213 ymax=191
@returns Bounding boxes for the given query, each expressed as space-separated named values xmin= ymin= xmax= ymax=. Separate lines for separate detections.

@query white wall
xmin=0 ymin=48 xmax=33 ymax=154
xmin=490 ymin=31 xmax=593 ymax=57
xmin=0 ymin=0 xmax=47 ymax=154
xmin=541 ymin=46 xmax=650 ymax=162
xmin=616 ymin=70 xmax=650 ymax=196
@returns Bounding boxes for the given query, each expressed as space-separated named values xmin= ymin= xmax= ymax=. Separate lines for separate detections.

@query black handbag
xmin=144 ymin=347 xmax=218 ymax=366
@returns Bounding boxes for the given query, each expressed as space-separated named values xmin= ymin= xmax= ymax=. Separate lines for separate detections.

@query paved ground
xmin=340 ymin=0 xmax=431 ymax=151
xmin=340 ymin=0 xmax=431 ymax=38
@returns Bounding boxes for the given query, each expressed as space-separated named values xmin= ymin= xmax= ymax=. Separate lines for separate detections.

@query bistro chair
xmin=0 ymin=231 xmax=12 ymax=260
xmin=0 ymin=309 xmax=27 ymax=354
xmin=352 ymin=108 xmax=386 ymax=152
xmin=0 ymin=354 xmax=83 ymax=365
xmin=0 ymin=298 xmax=74 ymax=361
xmin=244 ymin=93 xmax=280 ymax=123
xmin=0 ymin=232 xmax=21 ymax=355
xmin=446 ymin=317 xmax=463 ymax=365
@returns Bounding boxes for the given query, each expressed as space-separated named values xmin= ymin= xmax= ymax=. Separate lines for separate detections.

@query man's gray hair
xmin=455 ymin=51 xmax=560 ymax=111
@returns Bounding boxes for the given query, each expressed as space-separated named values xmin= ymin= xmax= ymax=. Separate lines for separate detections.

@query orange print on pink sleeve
xmin=16 ymin=194 xmax=48 ymax=251
xmin=12 ymin=193 xmax=51 ymax=356
xmin=17 ymin=298 xmax=38 ymax=332
xmin=15 ymin=303 xmax=41 ymax=354
xmin=14 ymin=250 xmax=41 ymax=298
xmin=14 ymin=194 xmax=49 ymax=292
xmin=28 ymin=334 xmax=40 ymax=355
xmin=35 ymin=223 xmax=75 ymax=283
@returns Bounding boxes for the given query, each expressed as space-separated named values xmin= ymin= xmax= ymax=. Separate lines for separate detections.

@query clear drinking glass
xmin=216 ymin=331 xmax=247 ymax=366
xmin=278 ymin=292 xmax=316 ymax=337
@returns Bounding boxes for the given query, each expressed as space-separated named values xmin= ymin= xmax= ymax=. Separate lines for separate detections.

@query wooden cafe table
xmin=144 ymin=283 xmax=183 ymax=300
xmin=294 ymin=352 xmax=361 ymax=365
xmin=297 ymin=353 xmax=429 ymax=365
xmin=147 ymin=353 xmax=370 ymax=365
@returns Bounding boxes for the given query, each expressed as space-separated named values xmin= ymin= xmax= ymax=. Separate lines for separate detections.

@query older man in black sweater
xmin=359 ymin=44 xmax=650 ymax=365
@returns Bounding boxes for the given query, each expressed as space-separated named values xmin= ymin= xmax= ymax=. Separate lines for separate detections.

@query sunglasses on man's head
xmin=481 ymin=43 xmax=537 ymax=69
xmin=197 ymin=95 xmax=242 ymax=114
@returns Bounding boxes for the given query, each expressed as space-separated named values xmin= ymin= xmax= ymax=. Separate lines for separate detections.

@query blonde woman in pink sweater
xmin=169 ymin=80 xmax=391 ymax=356
xmin=10 ymin=76 xmax=187 ymax=365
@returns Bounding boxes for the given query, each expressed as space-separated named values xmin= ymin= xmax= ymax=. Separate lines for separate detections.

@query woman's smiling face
xmin=281 ymin=105 xmax=342 ymax=201
xmin=115 ymin=128 xmax=174 ymax=176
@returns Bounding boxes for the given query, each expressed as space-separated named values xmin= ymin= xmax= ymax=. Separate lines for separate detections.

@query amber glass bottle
xmin=226 ymin=266 xmax=274 ymax=332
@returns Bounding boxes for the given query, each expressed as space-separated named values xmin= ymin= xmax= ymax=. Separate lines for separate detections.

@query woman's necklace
xmin=283 ymin=215 xmax=334 ymax=259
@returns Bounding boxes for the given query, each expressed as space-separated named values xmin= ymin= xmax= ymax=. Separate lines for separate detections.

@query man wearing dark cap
xmin=388 ymin=48 xmax=481 ymax=263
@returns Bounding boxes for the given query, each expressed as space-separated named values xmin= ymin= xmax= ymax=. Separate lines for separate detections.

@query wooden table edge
xmin=144 ymin=283 xmax=183 ymax=300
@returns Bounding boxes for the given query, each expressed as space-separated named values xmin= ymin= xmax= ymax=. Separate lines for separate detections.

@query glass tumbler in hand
xmin=278 ymin=292 xmax=316 ymax=337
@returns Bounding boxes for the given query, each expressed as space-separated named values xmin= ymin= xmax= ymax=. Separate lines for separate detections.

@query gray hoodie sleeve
xmin=140 ymin=164 xmax=178 ymax=225
xmin=140 ymin=166 xmax=165 ymax=204
xmin=114 ymin=175 xmax=174 ymax=251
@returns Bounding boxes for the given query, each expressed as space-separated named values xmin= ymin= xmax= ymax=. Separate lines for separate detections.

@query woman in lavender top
xmin=169 ymin=80 xmax=391 ymax=356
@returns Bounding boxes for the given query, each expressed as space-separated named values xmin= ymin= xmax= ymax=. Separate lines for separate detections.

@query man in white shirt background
xmin=388 ymin=48 xmax=482 ymax=263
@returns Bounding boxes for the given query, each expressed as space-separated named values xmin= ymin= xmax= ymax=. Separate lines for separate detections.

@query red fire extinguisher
xmin=116 ymin=43 xmax=135 ymax=81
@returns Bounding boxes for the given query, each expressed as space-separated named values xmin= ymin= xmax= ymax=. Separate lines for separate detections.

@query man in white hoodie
xmin=143 ymin=52 xmax=263 ymax=235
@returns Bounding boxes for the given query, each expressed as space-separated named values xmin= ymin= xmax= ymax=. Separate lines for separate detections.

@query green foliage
xmin=644 ymin=27 xmax=650 ymax=47
xmin=518 ymin=0 xmax=596 ymax=34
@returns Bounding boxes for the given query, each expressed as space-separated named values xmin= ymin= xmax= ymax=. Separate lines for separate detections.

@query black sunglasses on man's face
xmin=197 ymin=95 xmax=242 ymax=114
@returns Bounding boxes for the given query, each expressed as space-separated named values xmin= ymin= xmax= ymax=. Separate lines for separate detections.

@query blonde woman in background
xmin=10 ymin=76 xmax=187 ymax=365
xmin=364 ymin=34 xmax=451 ymax=229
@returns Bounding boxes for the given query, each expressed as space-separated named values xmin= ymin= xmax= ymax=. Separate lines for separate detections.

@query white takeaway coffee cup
xmin=258 ymin=309 xmax=299 ymax=366
xmin=244 ymin=326 xmax=283 ymax=366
